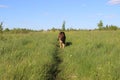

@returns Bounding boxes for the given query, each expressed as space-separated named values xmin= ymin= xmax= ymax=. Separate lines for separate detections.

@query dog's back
xmin=58 ymin=32 xmax=66 ymax=48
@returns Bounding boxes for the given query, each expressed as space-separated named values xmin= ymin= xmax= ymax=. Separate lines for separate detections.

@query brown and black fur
xmin=58 ymin=32 xmax=66 ymax=48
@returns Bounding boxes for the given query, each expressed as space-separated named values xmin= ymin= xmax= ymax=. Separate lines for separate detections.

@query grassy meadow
xmin=0 ymin=30 xmax=120 ymax=80
xmin=0 ymin=32 xmax=57 ymax=80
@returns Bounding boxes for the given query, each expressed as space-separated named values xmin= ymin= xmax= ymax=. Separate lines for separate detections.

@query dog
xmin=58 ymin=32 xmax=66 ymax=48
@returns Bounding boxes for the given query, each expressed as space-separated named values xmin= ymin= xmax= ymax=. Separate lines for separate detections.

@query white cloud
xmin=108 ymin=0 xmax=120 ymax=5
xmin=0 ymin=5 xmax=8 ymax=8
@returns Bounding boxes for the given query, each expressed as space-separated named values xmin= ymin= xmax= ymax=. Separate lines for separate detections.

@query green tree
xmin=98 ymin=20 xmax=103 ymax=30
xmin=0 ymin=22 xmax=3 ymax=33
xmin=51 ymin=27 xmax=56 ymax=32
xmin=62 ymin=21 xmax=66 ymax=31
xmin=105 ymin=24 xmax=109 ymax=30
xmin=109 ymin=25 xmax=118 ymax=30
xmin=4 ymin=28 xmax=10 ymax=32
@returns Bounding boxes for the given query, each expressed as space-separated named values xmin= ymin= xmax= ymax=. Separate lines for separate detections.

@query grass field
xmin=0 ymin=31 xmax=120 ymax=80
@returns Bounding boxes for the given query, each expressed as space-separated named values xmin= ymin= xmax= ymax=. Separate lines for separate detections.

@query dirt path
xmin=46 ymin=46 xmax=63 ymax=80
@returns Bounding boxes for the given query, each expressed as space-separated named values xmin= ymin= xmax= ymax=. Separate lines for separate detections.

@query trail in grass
xmin=46 ymin=46 xmax=63 ymax=80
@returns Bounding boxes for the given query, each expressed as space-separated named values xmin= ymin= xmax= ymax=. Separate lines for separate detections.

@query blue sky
xmin=0 ymin=0 xmax=120 ymax=30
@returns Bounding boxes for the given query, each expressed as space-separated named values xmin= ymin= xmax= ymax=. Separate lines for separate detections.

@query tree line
xmin=97 ymin=20 xmax=119 ymax=30
xmin=0 ymin=20 xmax=120 ymax=34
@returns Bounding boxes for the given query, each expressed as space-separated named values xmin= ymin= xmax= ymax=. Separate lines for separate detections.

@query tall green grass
xmin=58 ymin=31 xmax=120 ymax=80
xmin=0 ymin=32 xmax=57 ymax=80
xmin=0 ymin=31 xmax=120 ymax=80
